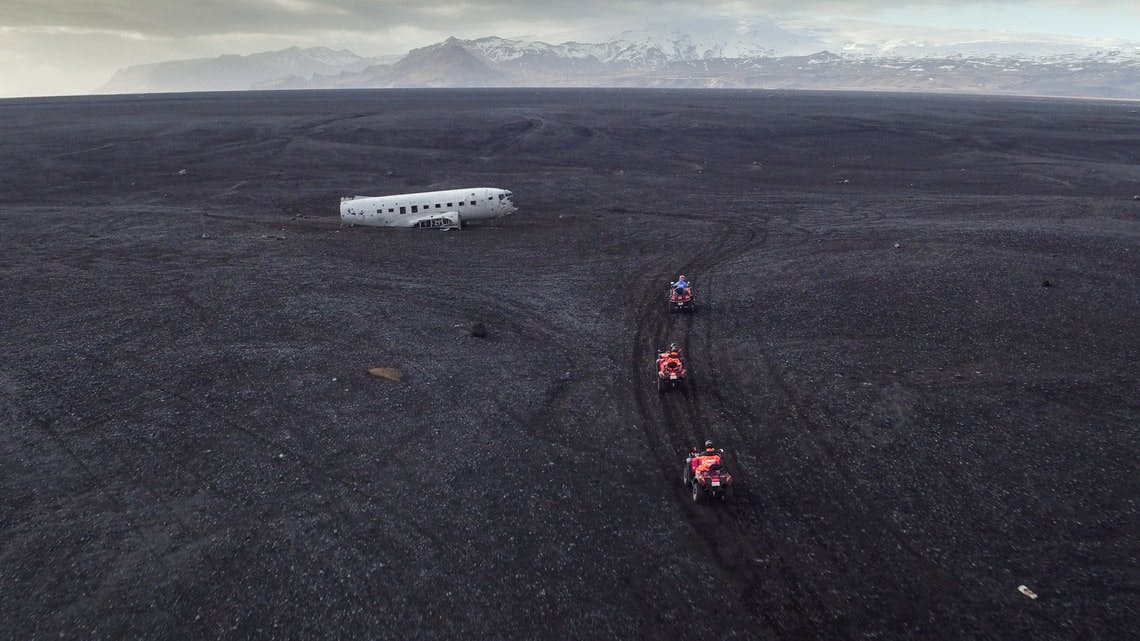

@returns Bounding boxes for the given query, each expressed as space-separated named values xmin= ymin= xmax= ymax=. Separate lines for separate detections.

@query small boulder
xmin=470 ymin=322 xmax=487 ymax=338
xmin=367 ymin=367 xmax=403 ymax=381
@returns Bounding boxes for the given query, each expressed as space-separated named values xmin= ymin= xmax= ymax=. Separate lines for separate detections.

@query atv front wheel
xmin=691 ymin=481 xmax=703 ymax=504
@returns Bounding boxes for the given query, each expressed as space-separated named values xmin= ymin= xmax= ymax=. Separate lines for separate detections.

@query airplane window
xmin=447 ymin=202 xmax=453 ymax=207
xmin=411 ymin=205 xmax=418 ymax=213
xmin=388 ymin=208 xmax=394 ymax=212
xmin=469 ymin=201 xmax=475 ymax=205
xmin=400 ymin=206 xmax=406 ymax=214
xmin=435 ymin=204 xmax=441 ymax=208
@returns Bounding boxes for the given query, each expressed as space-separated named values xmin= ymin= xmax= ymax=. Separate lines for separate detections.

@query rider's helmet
xmin=679 ymin=275 xmax=686 ymax=280
xmin=669 ymin=342 xmax=679 ymax=352
xmin=704 ymin=439 xmax=716 ymax=454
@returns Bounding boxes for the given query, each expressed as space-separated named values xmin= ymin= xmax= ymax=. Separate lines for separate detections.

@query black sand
xmin=1 ymin=89 xmax=1137 ymax=640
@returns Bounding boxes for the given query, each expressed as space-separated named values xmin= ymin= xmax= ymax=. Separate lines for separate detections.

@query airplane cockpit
xmin=498 ymin=190 xmax=516 ymax=212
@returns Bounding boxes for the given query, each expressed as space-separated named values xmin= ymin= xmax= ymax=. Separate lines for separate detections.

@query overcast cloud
xmin=7 ymin=1 xmax=1139 ymax=39
xmin=2 ymin=1 xmax=1139 ymax=97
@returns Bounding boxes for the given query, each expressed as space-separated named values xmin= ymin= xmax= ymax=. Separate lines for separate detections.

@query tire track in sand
xmin=624 ymin=211 xmax=829 ymax=638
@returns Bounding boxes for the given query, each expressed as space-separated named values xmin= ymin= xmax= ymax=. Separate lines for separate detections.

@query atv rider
xmin=657 ymin=343 xmax=684 ymax=372
xmin=690 ymin=440 xmax=722 ymax=475
xmin=671 ymin=274 xmax=691 ymax=294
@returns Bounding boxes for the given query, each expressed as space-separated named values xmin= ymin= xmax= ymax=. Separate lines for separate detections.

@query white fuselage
xmin=340 ymin=187 xmax=516 ymax=229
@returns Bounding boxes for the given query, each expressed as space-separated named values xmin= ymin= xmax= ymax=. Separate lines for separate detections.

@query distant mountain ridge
xmin=97 ymin=33 xmax=1140 ymax=99
xmin=99 ymin=47 xmax=393 ymax=93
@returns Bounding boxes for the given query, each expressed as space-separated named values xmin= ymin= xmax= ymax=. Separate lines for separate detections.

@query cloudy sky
xmin=2 ymin=1 xmax=1138 ymax=98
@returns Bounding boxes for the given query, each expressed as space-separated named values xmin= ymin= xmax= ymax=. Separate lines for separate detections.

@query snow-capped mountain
xmin=449 ymin=20 xmax=826 ymax=68
xmin=98 ymin=32 xmax=1140 ymax=99
xmin=604 ymin=18 xmax=828 ymax=59
xmin=841 ymin=38 xmax=1140 ymax=59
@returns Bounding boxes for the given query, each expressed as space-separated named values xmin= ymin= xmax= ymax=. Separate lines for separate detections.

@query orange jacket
xmin=693 ymin=454 xmax=721 ymax=474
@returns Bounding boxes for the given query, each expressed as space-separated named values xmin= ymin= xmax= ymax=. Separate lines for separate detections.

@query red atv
xmin=656 ymin=349 xmax=687 ymax=393
xmin=683 ymin=446 xmax=734 ymax=503
xmin=668 ymin=284 xmax=695 ymax=313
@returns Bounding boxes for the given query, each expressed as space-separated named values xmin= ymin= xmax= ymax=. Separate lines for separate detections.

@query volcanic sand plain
xmin=1 ymin=89 xmax=1138 ymax=640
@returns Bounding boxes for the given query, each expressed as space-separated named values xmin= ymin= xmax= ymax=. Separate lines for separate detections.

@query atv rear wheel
xmin=691 ymin=481 xmax=703 ymax=503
